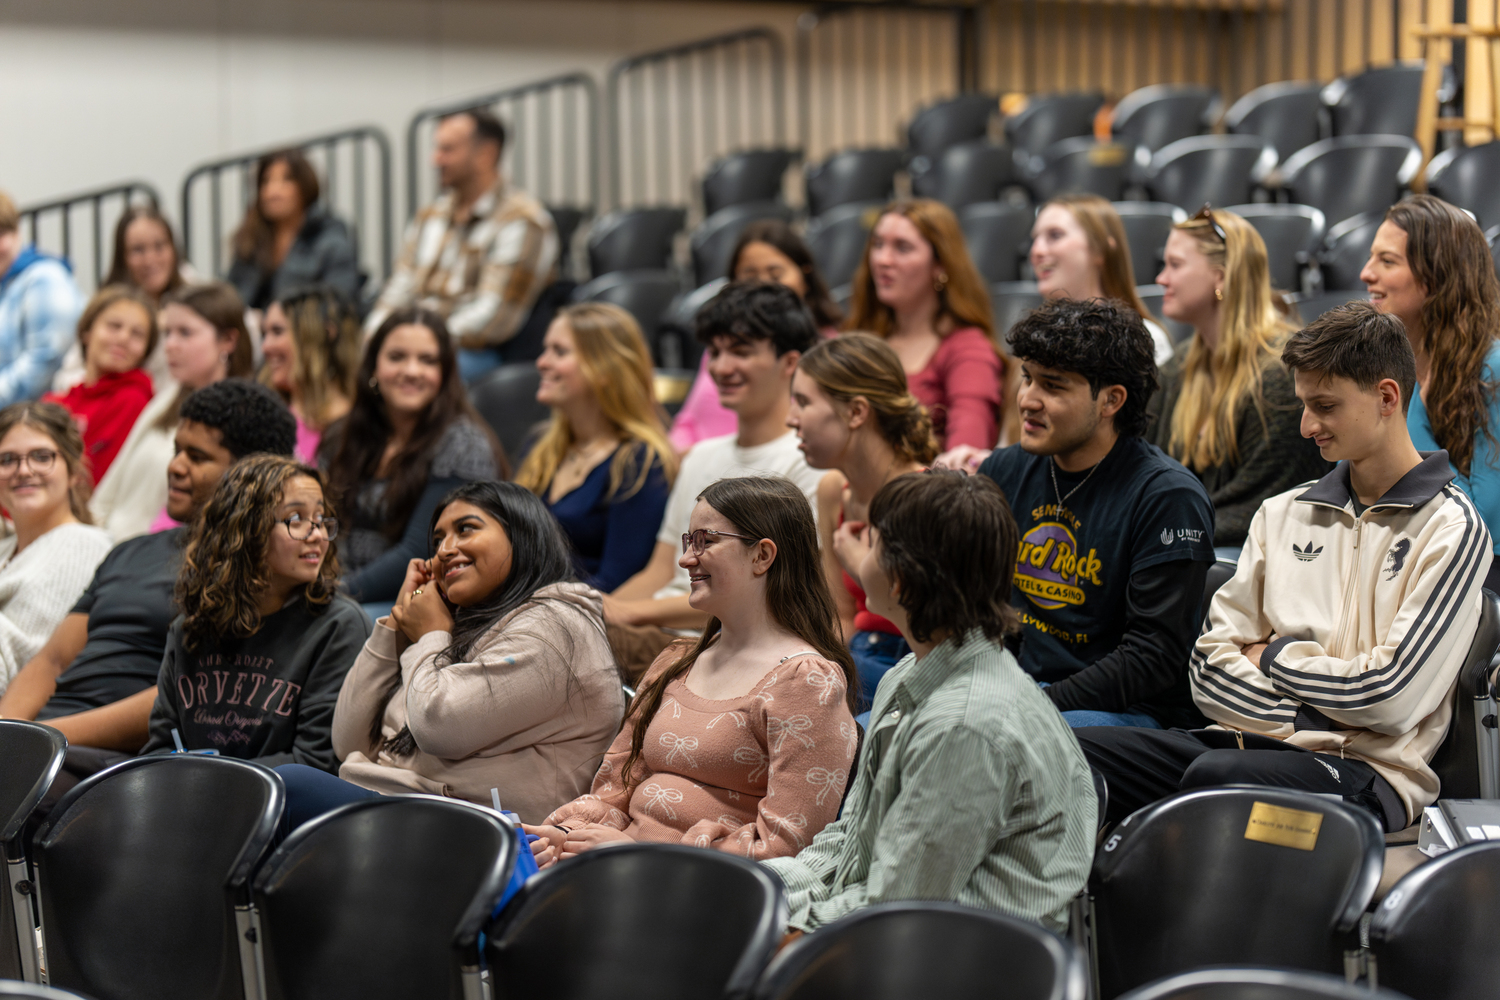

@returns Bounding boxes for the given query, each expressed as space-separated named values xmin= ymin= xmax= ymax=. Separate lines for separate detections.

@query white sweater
xmin=0 ymin=521 xmax=114 ymax=694
xmin=89 ymin=385 xmax=178 ymax=542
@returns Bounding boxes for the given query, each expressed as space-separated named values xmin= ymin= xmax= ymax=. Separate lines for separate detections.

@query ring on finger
xmin=412 ymin=589 xmax=423 ymax=597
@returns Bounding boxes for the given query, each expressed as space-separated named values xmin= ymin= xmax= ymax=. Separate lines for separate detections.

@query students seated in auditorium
xmin=843 ymin=199 xmax=1003 ymax=452
xmin=528 ymin=476 xmax=857 ymax=865
xmin=275 ymin=481 xmax=622 ymax=828
xmin=670 ymin=220 xmax=844 ymax=453
xmin=365 ymin=108 xmax=558 ymax=384
xmin=320 ymin=307 xmax=505 ymax=616
xmin=0 ymin=403 xmax=113 ymax=695
xmin=0 ymin=381 xmax=296 ymax=763
xmin=977 ymin=297 xmax=1215 ymax=729
xmin=763 ymin=471 xmax=1096 ymax=934
xmin=786 ymin=333 xmax=937 ymax=709
xmin=260 ymin=285 xmax=361 ymax=463
xmin=90 ymin=282 xmax=254 ymax=541
xmin=1145 ymin=205 xmax=1330 ymax=550
xmin=0 ymin=189 xmax=82 ymax=406
xmin=1361 ymin=194 xmax=1500 ymax=592
xmin=141 ymin=454 xmax=370 ymax=768
xmin=1080 ymin=304 xmax=1493 ymax=834
xmin=601 ymin=282 xmax=823 ymax=677
xmin=515 ymin=302 xmax=676 ymax=591
xmin=42 ymin=285 xmax=157 ymax=483
xmin=227 ymin=148 xmax=362 ymax=313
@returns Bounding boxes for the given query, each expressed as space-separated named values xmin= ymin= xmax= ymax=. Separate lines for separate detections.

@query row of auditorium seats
xmin=4 ymin=728 xmax=1500 ymax=1000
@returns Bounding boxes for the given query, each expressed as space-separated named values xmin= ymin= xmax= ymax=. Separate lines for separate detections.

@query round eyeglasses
xmin=280 ymin=514 xmax=339 ymax=542
xmin=0 ymin=449 xmax=57 ymax=475
xmin=681 ymin=528 xmax=758 ymax=555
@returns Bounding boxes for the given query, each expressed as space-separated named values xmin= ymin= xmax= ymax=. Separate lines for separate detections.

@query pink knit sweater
xmin=546 ymin=645 xmax=857 ymax=859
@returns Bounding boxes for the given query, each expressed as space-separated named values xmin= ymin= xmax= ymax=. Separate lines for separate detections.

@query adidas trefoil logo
xmin=1292 ymin=541 xmax=1324 ymax=562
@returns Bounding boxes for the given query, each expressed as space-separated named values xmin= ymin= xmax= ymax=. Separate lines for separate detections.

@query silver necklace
xmin=1050 ymin=457 xmax=1101 ymax=508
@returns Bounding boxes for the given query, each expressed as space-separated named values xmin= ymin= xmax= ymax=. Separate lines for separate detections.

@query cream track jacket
xmin=1192 ymin=452 xmax=1493 ymax=825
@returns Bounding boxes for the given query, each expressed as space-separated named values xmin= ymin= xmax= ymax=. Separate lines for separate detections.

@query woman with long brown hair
xmin=259 ymin=285 xmax=361 ymax=462
xmin=1147 ymin=205 xmax=1328 ymax=548
xmin=844 ymin=199 xmax=1004 ymax=452
xmin=515 ymin=302 xmax=677 ymax=591
xmin=527 ymin=476 xmax=858 ymax=865
xmin=1362 ymin=193 xmax=1500 ymax=586
xmin=226 ymin=148 xmax=361 ymax=312
xmin=320 ymin=307 xmax=505 ymax=615
xmin=140 ymin=454 xmax=369 ymax=768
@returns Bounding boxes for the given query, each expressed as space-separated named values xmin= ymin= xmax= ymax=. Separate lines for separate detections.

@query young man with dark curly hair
xmin=978 ymin=297 xmax=1215 ymax=729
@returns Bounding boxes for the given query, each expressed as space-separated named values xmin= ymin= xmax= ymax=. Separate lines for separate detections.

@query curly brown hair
xmin=176 ymin=454 xmax=339 ymax=651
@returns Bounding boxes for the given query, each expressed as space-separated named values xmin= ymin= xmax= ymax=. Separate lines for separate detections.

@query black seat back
xmin=911 ymin=141 xmax=1016 ymax=211
xmin=1146 ymin=136 xmax=1276 ymax=212
xmin=1112 ymin=85 xmax=1219 ymax=155
xmin=1227 ymin=203 xmax=1326 ymax=292
xmin=545 ymin=205 xmax=590 ymax=279
xmin=805 ymin=149 xmax=904 ymax=218
xmin=702 ymin=149 xmax=798 ymax=218
xmin=990 ymin=281 xmax=1044 ymax=343
xmin=1199 ymin=557 xmax=1238 ymax=629
xmin=807 ymin=202 xmax=881 ymax=291
xmin=254 ymin=796 xmax=517 ymax=1000
xmin=1090 ymin=786 xmax=1383 ymax=998
xmin=1005 ymin=93 xmax=1104 ymax=159
xmin=690 ymin=201 xmax=795 ymax=287
xmin=1426 ymin=141 xmax=1500 ymax=231
xmin=572 ymin=269 xmax=683 ymax=353
xmin=1224 ymin=80 xmax=1326 ymax=163
xmin=960 ymin=202 xmax=1033 ymax=284
xmin=1427 ymin=588 xmax=1500 ymax=801
xmin=469 ymin=362 xmax=550 ymax=462
xmin=0 ymin=984 xmax=101 ymax=1000
xmin=486 ymin=843 xmax=785 ymax=1000
xmin=658 ymin=277 xmax=728 ymax=373
xmin=1280 ymin=136 xmax=1421 ymax=229
xmin=1370 ymin=840 xmax=1500 ymax=1000
xmin=1322 ymin=63 xmax=1425 ymax=138
xmin=1026 ymin=139 xmax=1129 ymax=202
xmin=1114 ymin=967 xmax=1414 ymax=1000
xmin=587 ymin=207 xmax=686 ymax=277
xmin=752 ymin=901 xmax=1084 ymax=1000
xmin=1132 ymin=286 xmax=1193 ymax=344
xmin=32 ymin=755 xmax=282 ymax=1000
xmin=1316 ymin=211 xmax=1385 ymax=291
xmin=1112 ymin=202 xmax=1184 ymax=288
xmin=0 ymin=721 xmax=66 ymax=980
xmin=907 ymin=93 xmax=997 ymax=160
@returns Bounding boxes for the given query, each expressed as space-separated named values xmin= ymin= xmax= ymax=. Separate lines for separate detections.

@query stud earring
xmin=368 ymin=376 xmax=380 ymax=392
xmin=934 ymin=273 xmax=948 ymax=293
xmin=1214 ymin=287 xmax=1223 ymax=301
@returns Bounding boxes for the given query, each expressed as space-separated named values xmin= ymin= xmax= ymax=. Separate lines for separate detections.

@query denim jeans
xmin=1059 ymin=709 xmax=1164 ymax=730
xmin=458 ymin=347 xmax=506 ymax=385
xmin=849 ymin=629 xmax=910 ymax=713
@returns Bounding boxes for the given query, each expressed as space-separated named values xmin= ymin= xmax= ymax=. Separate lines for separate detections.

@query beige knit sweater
xmin=0 ymin=521 xmax=113 ymax=694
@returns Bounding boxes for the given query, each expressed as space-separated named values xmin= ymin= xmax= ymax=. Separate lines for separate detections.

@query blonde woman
xmin=1148 ymin=205 xmax=1329 ymax=548
xmin=259 ymin=285 xmax=361 ymax=462
xmin=515 ymin=303 xmax=678 ymax=591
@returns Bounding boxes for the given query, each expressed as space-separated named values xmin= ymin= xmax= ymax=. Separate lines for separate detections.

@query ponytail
xmin=798 ymin=333 xmax=938 ymax=464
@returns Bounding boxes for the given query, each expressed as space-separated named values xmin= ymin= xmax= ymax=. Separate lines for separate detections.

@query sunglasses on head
xmin=1194 ymin=203 xmax=1228 ymax=244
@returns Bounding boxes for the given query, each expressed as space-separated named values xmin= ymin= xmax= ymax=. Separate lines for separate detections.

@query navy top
xmin=544 ymin=443 xmax=671 ymax=592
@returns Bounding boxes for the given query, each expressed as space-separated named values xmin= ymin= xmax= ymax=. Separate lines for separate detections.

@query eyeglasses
xmin=0 ymin=449 xmax=58 ymax=475
xmin=280 ymin=514 xmax=339 ymax=542
xmin=681 ymin=528 xmax=758 ymax=555
xmin=1194 ymin=203 xmax=1228 ymax=244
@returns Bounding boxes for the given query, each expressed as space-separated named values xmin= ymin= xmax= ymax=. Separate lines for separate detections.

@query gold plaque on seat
xmin=1244 ymin=801 xmax=1324 ymax=851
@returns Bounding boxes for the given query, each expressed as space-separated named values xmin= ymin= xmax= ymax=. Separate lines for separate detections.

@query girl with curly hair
xmin=141 ymin=454 xmax=371 ymax=768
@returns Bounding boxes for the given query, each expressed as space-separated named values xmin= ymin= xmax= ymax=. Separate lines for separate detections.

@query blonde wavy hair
xmin=1167 ymin=207 xmax=1294 ymax=470
xmin=514 ymin=303 xmax=678 ymax=500
xmin=798 ymin=333 xmax=938 ymax=464
xmin=176 ymin=454 xmax=339 ymax=651
xmin=260 ymin=287 xmax=362 ymax=430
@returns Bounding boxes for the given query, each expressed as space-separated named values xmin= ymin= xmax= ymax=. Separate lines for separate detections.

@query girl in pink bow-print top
xmin=527 ymin=475 xmax=858 ymax=863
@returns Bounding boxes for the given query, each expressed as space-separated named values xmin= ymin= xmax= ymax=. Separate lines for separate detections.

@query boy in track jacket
xmin=1079 ymin=303 xmax=1492 ymax=832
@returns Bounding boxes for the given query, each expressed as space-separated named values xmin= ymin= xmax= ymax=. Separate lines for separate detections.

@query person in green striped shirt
xmin=763 ymin=470 xmax=1097 ymax=933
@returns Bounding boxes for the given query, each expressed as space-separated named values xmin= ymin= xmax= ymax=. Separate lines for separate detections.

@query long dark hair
xmin=231 ymin=149 xmax=320 ymax=269
xmin=374 ymin=480 xmax=575 ymax=753
xmin=619 ymin=476 xmax=857 ymax=793
xmin=1384 ymin=195 xmax=1500 ymax=477
xmin=324 ymin=307 xmax=506 ymax=542
xmin=728 ymin=219 xmax=844 ymax=329
xmin=104 ymin=204 xmax=185 ymax=300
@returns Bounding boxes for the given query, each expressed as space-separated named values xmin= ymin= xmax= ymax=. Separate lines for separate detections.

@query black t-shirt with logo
xmin=980 ymin=435 xmax=1215 ymax=720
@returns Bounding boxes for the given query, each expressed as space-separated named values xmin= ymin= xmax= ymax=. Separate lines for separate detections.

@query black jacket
xmin=227 ymin=202 xmax=363 ymax=310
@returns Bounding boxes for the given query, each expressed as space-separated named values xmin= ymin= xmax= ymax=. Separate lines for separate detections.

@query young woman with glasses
xmin=0 ymin=402 xmax=113 ymax=695
xmin=139 ymin=454 xmax=371 ymax=768
xmin=527 ymin=476 xmax=858 ymax=866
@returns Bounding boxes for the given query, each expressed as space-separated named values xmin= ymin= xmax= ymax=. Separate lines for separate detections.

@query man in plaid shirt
xmin=365 ymin=108 xmax=558 ymax=383
xmin=0 ymin=191 xmax=82 ymax=406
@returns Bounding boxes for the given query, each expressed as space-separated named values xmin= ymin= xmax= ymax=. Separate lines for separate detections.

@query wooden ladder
xmin=1413 ymin=0 xmax=1500 ymax=185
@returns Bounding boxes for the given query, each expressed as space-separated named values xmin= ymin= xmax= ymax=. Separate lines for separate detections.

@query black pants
xmin=1076 ymin=727 xmax=1408 ymax=833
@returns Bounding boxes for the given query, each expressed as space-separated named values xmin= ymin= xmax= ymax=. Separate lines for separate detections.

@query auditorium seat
xmin=1112 ymin=84 xmax=1220 ymax=157
xmin=1425 ymin=588 xmax=1500 ymax=802
xmin=0 ymin=720 xmax=65 ymax=982
xmin=1198 ymin=557 xmax=1238 ymax=628
xmin=1288 ymin=289 xmax=1371 ymax=324
xmin=253 ymin=797 xmax=518 ymax=1000
xmin=1022 ymin=138 xmax=1129 ymax=202
xmin=752 ymin=902 xmax=1085 ymax=1000
xmin=1279 ymin=136 xmax=1421 ymax=230
xmin=1489 ymin=225 xmax=1500 ymax=278
xmin=1313 ymin=211 xmax=1383 ymax=292
xmin=1004 ymin=92 xmax=1105 ymax=166
xmin=485 ymin=843 xmax=785 ymax=1000
xmin=658 ymin=276 xmax=726 ymax=372
xmin=1133 ymin=286 xmax=1191 ymax=343
xmin=960 ymin=202 xmax=1033 ymax=284
xmin=1113 ymin=202 xmax=1184 ymax=288
xmin=545 ymin=205 xmax=590 ymax=279
xmin=805 ymin=149 xmax=905 ymax=218
xmin=1425 ymin=141 xmax=1500 ymax=231
xmin=690 ymin=200 xmax=795 ymax=287
xmin=587 ymin=207 xmax=687 ymax=277
xmin=906 ymin=93 xmax=997 ymax=161
xmin=1224 ymin=80 xmax=1326 ymax=163
xmin=1370 ymin=841 xmax=1500 ymax=1000
xmin=1226 ymin=203 xmax=1326 ymax=293
xmin=32 ymin=755 xmax=283 ymax=1000
xmin=910 ymin=141 xmax=1017 ymax=211
xmin=807 ymin=202 xmax=881 ymax=291
xmin=1322 ymin=63 xmax=1425 ymax=138
xmin=1144 ymin=136 xmax=1277 ymax=213
xmin=1089 ymin=786 xmax=1384 ymax=998
xmin=470 ymin=363 xmax=551 ymax=461
xmin=990 ymin=281 xmax=1044 ymax=341
xmin=701 ymin=148 xmax=799 ymax=217
xmin=0 ymin=985 xmax=97 ymax=1000
xmin=571 ymin=269 xmax=683 ymax=351
xmin=1114 ymin=967 xmax=1413 ymax=1000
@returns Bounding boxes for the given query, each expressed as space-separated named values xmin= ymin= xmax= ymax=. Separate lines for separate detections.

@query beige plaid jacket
xmin=366 ymin=180 xmax=558 ymax=348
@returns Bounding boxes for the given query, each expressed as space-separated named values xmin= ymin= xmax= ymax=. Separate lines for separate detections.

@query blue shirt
xmin=0 ymin=247 xmax=81 ymax=405
xmin=544 ymin=443 xmax=670 ymax=592
xmin=1408 ymin=342 xmax=1500 ymax=554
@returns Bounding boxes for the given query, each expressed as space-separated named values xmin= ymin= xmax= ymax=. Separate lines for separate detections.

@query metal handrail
xmin=18 ymin=181 xmax=161 ymax=289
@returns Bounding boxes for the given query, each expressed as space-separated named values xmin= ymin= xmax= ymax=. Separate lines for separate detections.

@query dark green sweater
xmin=1145 ymin=346 xmax=1331 ymax=548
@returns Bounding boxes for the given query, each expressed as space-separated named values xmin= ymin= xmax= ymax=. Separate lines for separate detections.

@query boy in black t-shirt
xmin=979 ymin=298 xmax=1215 ymax=728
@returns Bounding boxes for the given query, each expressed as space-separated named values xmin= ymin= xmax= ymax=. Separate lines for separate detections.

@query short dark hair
xmin=444 ymin=108 xmax=507 ymax=151
xmin=179 ymin=379 xmax=298 ymax=460
xmin=695 ymin=281 xmax=820 ymax=357
xmin=1006 ymin=297 xmax=1159 ymax=438
xmin=868 ymin=471 xmax=1020 ymax=646
xmin=1281 ymin=302 xmax=1418 ymax=414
